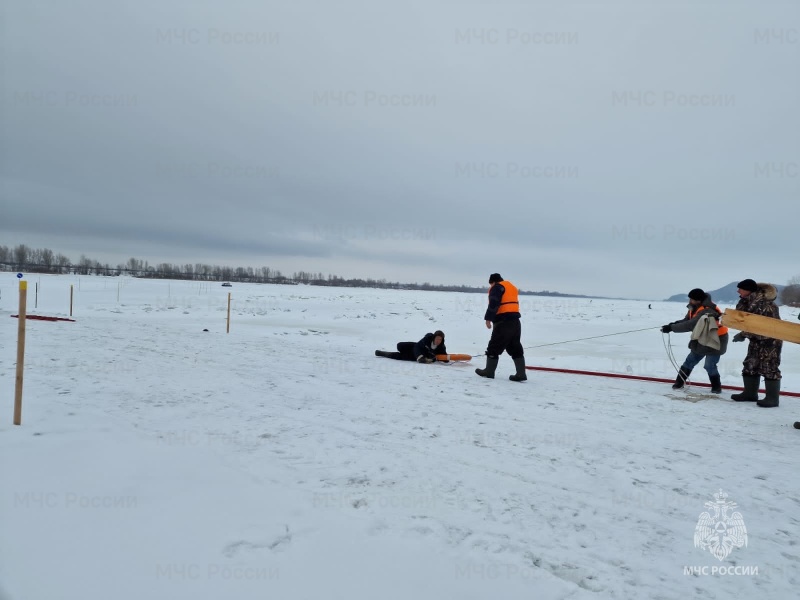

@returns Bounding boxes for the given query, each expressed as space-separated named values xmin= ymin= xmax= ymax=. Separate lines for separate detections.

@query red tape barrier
xmin=525 ymin=365 xmax=800 ymax=398
xmin=11 ymin=315 xmax=76 ymax=322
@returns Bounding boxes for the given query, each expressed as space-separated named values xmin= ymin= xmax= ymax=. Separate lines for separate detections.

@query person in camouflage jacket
xmin=730 ymin=279 xmax=782 ymax=407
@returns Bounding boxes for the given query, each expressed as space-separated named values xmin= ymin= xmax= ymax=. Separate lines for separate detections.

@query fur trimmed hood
xmin=757 ymin=283 xmax=778 ymax=301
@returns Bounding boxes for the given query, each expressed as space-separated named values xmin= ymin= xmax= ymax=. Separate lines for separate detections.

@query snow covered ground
xmin=1 ymin=273 xmax=798 ymax=600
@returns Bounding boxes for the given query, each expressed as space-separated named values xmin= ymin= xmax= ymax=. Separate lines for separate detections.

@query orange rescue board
xmin=436 ymin=354 xmax=472 ymax=362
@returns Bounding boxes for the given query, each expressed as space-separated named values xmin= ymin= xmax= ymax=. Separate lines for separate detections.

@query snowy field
xmin=1 ymin=273 xmax=798 ymax=600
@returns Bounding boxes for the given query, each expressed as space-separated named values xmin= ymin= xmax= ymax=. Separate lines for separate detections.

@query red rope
xmin=11 ymin=315 xmax=76 ymax=322
xmin=524 ymin=365 xmax=800 ymax=398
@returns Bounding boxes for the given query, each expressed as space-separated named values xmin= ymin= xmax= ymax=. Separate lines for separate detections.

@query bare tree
xmin=28 ymin=247 xmax=42 ymax=266
xmin=780 ymin=284 xmax=800 ymax=307
xmin=56 ymin=253 xmax=70 ymax=274
xmin=13 ymin=244 xmax=29 ymax=267
xmin=41 ymin=248 xmax=54 ymax=272
xmin=78 ymin=255 xmax=93 ymax=275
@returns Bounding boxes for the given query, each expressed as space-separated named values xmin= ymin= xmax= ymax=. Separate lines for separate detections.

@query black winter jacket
xmin=414 ymin=333 xmax=447 ymax=359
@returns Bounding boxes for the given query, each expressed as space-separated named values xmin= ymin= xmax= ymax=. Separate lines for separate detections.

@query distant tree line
xmin=0 ymin=243 xmax=595 ymax=297
xmin=781 ymin=276 xmax=800 ymax=307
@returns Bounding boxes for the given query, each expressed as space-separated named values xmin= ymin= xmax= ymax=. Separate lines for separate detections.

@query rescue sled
xmin=435 ymin=354 xmax=472 ymax=362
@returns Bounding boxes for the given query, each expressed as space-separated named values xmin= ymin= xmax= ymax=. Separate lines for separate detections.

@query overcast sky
xmin=2 ymin=0 xmax=798 ymax=300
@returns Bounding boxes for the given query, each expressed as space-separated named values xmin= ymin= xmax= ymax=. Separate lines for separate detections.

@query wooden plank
xmin=720 ymin=309 xmax=800 ymax=344
xmin=14 ymin=281 xmax=28 ymax=425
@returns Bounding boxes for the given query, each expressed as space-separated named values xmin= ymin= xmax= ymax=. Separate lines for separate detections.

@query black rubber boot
xmin=475 ymin=356 xmax=499 ymax=379
xmin=509 ymin=356 xmax=527 ymax=382
xmin=757 ymin=379 xmax=780 ymax=408
xmin=731 ymin=375 xmax=760 ymax=402
xmin=709 ymin=374 xmax=722 ymax=394
xmin=375 ymin=350 xmax=402 ymax=359
xmin=671 ymin=367 xmax=692 ymax=390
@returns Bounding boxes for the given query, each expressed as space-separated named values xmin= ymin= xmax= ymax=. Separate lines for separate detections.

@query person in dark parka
xmin=375 ymin=331 xmax=447 ymax=363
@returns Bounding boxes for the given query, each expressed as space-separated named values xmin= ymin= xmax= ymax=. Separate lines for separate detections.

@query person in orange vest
xmin=661 ymin=288 xmax=729 ymax=393
xmin=475 ymin=273 xmax=527 ymax=381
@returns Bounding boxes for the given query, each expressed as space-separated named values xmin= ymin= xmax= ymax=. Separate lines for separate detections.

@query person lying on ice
xmin=375 ymin=331 xmax=447 ymax=363
xmin=661 ymin=288 xmax=729 ymax=393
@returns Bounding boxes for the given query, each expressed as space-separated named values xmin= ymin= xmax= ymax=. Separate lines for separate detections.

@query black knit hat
xmin=489 ymin=273 xmax=503 ymax=284
xmin=688 ymin=288 xmax=706 ymax=301
xmin=737 ymin=279 xmax=758 ymax=292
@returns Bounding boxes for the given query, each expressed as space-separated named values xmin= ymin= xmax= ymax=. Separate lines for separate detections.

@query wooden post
xmin=721 ymin=309 xmax=800 ymax=344
xmin=117 ymin=282 xmax=120 ymax=303
xmin=35 ymin=281 xmax=39 ymax=309
xmin=14 ymin=281 xmax=28 ymax=425
xmin=226 ymin=292 xmax=231 ymax=333
xmin=70 ymin=284 xmax=74 ymax=316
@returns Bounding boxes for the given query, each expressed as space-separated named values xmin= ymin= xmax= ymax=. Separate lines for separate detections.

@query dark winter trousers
xmin=385 ymin=342 xmax=417 ymax=361
xmin=486 ymin=319 xmax=524 ymax=359
xmin=681 ymin=351 xmax=720 ymax=377
xmin=742 ymin=339 xmax=782 ymax=380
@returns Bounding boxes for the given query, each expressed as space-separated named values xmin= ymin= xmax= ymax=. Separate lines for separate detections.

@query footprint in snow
xmin=222 ymin=526 xmax=292 ymax=557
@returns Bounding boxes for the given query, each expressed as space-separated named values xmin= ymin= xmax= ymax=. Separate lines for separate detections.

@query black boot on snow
xmin=709 ymin=375 xmax=722 ymax=394
xmin=475 ymin=356 xmax=499 ymax=379
xmin=732 ymin=375 xmax=760 ymax=402
xmin=672 ymin=367 xmax=692 ymax=390
xmin=757 ymin=379 xmax=780 ymax=408
xmin=509 ymin=356 xmax=527 ymax=382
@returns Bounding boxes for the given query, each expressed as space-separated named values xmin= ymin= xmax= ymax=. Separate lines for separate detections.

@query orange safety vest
xmin=491 ymin=280 xmax=520 ymax=315
xmin=688 ymin=304 xmax=728 ymax=336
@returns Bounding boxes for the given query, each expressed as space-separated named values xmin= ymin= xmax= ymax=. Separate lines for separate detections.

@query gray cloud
xmin=2 ymin=0 xmax=797 ymax=298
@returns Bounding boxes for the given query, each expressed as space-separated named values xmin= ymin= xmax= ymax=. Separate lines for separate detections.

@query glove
xmin=661 ymin=324 xmax=672 ymax=333
xmin=732 ymin=332 xmax=745 ymax=342
xmin=417 ymin=355 xmax=435 ymax=364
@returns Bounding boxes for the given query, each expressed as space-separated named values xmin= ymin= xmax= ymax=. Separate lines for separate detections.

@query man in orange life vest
xmin=661 ymin=288 xmax=729 ymax=393
xmin=475 ymin=273 xmax=527 ymax=381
